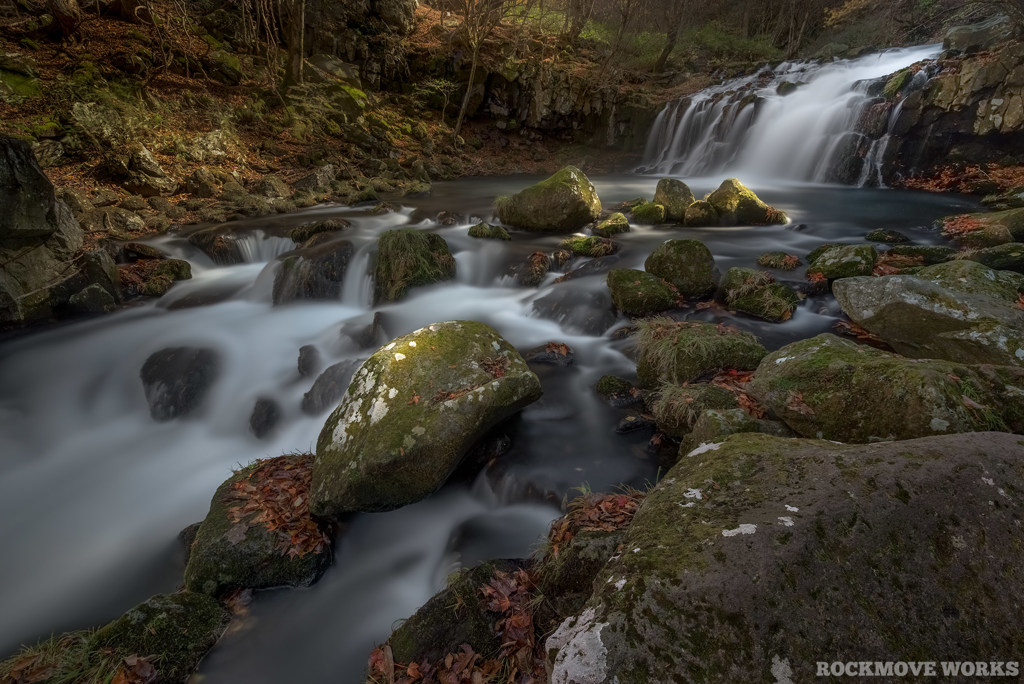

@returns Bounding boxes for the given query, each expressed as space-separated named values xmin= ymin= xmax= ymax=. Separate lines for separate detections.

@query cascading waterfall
xmin=640 ymin=44 xmax=942 ymax=184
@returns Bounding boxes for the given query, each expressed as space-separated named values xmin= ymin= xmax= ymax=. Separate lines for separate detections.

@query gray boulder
xmin=140 ymin=347 xmax=221 ymax=421
xmin=644 ymin=239 xmax=717 ymax=298
xmin=495 ymin=166 xmax=602 ymax=233
xmin=272 ymin=238 xmax=354 ymax=305
xmin=652 ymin=177 xmax=694 ymax=222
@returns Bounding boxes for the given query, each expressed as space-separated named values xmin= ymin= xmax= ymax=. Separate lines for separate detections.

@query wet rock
xmin=68 ymin=283 xmax=117 ymax=313
xmin=184 ymin=453 xmax=332 ymax=595
xmin=559 ymin=235 xmax=617 ymax=258
xmin=684 ymin=199 xmax=719 ymax=227
xmin=523 ymin=341 xmax=575 ymax=366
xmin=531 ymin=285 xmax=617 ymax=336
xmin=615 ymin=412 xmax=656 ymax=434
xmin=591 ymin=212 xmax=629 ymax=237
xmin=468 ymin=222 xmax=510 ymax=240
xmin=508 ymin=251 xmax=551 ymax=287
xmin=719 ymin=267 xmax=799 ymax=322
xmin=706 ymin=178 xmax=787 ymax=225
xmin=138 ymin=259 xmax=192 ymax=298
xmin=289 ymin=217 xmax=349 ymax=244
xmin=595 ymin=375 xmax=642 ymax=408
xmin=272 ymin=238 xmax=354 ymax=305
xmin=652 ymin=177 xmax=695 ymax=222
xmin=678 ymin=407 xmax=794 ymax=457
xmin=833 ymin=260 xmax=1024 ymax=367
xmin=648 ymin=383 xmax=738 ymax=438
xmin=140 ymin=347 xmax=220 ymax=421
xmin=630 ymin=200 xmax=666 ymax=225
xmin=806 ymin=243 xmax=878 ymax=279
xmin=373 ymin=229 xmax=455 ymax=304
xmin=298 ymin=344 xmax=322 ymax=377
xmin=552 ymin=255 xmax=620 ymax=283
xmin=886 ymin=244 xmax=957 ymax=265
xmin=865 ymin=228 xmax=910 ymax=243
xmin=311 ymin=321 xmax=542 ymax=516
xmin=968 ymin=242 xmax=1024 ymax=273
xmin=249 ymin=397 xmax=281 ymax=438
xmin=944 ymin=208 xmax=1024 ymax=247
xmin=606 ymin=269 xmax=676 ymax=316
xmin=756 ymin=251 xmax=801 ymax=270
xmin=301 ymin=360 xmax=359 ymax=415
xmin=546 ymin=431 xmax=1024 ymax=683
xmin=644 ymin=239 xmax=717 ymax=298
xmin=633 ymin=318 xmax=767 ymax=388
xmin=495 ymin=166 xmax=602 ymax=233
xmin=187 ymin=228 xmax=243 ymax=265
xmin=436 ymin=210 xmax=463 ymax=226
xmin=749 ymin=333 xmax=1024 ymax=441
xmin=943 ymin=14 xmax=1015 ymax=53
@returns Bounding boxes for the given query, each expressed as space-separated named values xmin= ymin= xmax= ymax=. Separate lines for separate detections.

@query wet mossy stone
xmin=468 ymin=222 xmax=510 ymax=240
xmin=495 ymin=166 xmax=601 ymax=233
xmin=301 ymin=360 xmax=359 ymax=415
xmin=508 ymin=251 xmax=551 ymax=287
xmin=537 ymin=529 xmax=627 ymax=617
xmin=756 ymin=251 xmax=801 ymax=270
xmin=705 ymin=178 xmax=787 ymax=226
xmin=942 ymin=208 xmax=1024 ymax=247
xmin=833 ymin=260 xmax=1024 ymax=367
xmin=886 ymin=244 xmax=956 ymax=265
xmin=648 ymin=383 xmax=738 ymax=438
xmin=92 ymin=592 xmax=229 ymax=683
xmin=652 ymin=178 xmax=695 ymax=222
xmin=633 ymin=319 xmax=767 ymax=389
xmin=272 ymin=238 xmax=354 ymax=305
xmin=386 ymin=560 xmax=522 ymax=664
xmin=140 ymin=347 xmax=220 ymax=421
xmin=545 ymin=431 xmax=1024 ymax=684
xmin=311 ymin=321 xmax=542 ymax=516
xmin=630 ymin=200 xmax=666 ymax=225
xmin=968 ymin=242 xmax=1024 ymax=274
xmin=289 ymin=217 xmax=349 ymax=244
xmin=184 ymin=454 xmax=332 ymax=595
xmin=592 ymin=212 xmax=629 ymax=238
xmin=677 ymin=407 xmax=794 ymax=459
xmin=187 ymin=228 xmax=243 ymax=265
xmin=748 ymin=333 xmax=1024 ymax=442
xmin=865 ymin=228 xmax=910 ymax=244
xmin=372 ymin=229 xmax=455 ymax=304
xmin=606 ymin=269 xmax=676 ymax=317
xmin=719 ymin=267 xmax=799 ymax=322
xmin=559 ymin=235 xmax=617 ymax=258
xmin=806 ymin=243 xmax=878 ymax=279
xmin=595 ymin=375 xmax=641 ymax=407
xmin=684 ymin=199 xmax=718 ymax=227
xmin=644 ymin=239 xmax=717 ymax=298
xmin=69 ymin=282 xmax=116 ymax=313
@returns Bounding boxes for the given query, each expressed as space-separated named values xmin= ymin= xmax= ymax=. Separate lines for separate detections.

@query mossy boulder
xmin=468 ymin=222 xmax=510 ymax=240
xmin=184 ymin=454 xmax=331 ymax=595
xmin=311 ymin=321 xmax=542 ymax=516
xmin=968 ymin=242 xmax=1024 ymax=273
xmin=595 ymin=375 xmax=641 ymax=407
xmin=705 ymin=178 xmax=787 ymax=226
xmin=372 ymin=229 xmax=455 ymax=304
xmin=942 ymin=208 xmax=1024 ymax=247
xmin=507 ymin=251 xmax=552 ymax=287
xmin=865 ymin=228 xmax=910 ymax=243
xmin=678 ymin=408 xmax=793 ymax=458
xmin=537 ymin=530 xmax=627 ymax=617
xmin=559 ymin=235 xmax=617 ymax=258
xmin=272 ymin=238 xmax=354 ymax=305
xmin=748 ymin=333 xmax=1024 ymax=441
xmin=495 ymin=166 xmax=601 ymax=233
xmin=92 ymin=592 xmax=229 ymax=683
xmin=648 ymin=383 xmax=738 ymax=438
xmin=719 ymin=267 xmax=799 ymax=322
xmin=606 ymin=269 xmax=676 ymax=316
xmin=546 ymin=431 xmax=1024 ymax=683
xmin=289 ymin=217 xmax=349 ymax=243
xmin=886 ymin=244 xmax=957 ymax=265
xmin=833 ymin=260 xmax=1024 ymax=367
xmin=644 ymin=239 xmax=717 ymax=298
xmin=592 ymin=212 xmax=629 ymax=237
xmin=652 ymin=178 xmax=695 ymax=222
xmin=633 ymin=318 xmax=767 ymax=388
xmin=684 ymin=200 xmax=718 ymax=227
xmin=756 ymin=251 xmax=801 ymax=270
xmin=806 ymin=243 xmax=878 ymax=279
xmin=630 ymin=200 xmax=666 ymax=225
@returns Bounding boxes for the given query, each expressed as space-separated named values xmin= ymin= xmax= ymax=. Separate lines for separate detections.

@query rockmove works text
xmin=817 ymin=662 xmax=1019 ymax=677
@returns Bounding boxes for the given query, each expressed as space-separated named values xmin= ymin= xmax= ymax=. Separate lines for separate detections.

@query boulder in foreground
xmin=495 ymin=166 xmax=601 ymax=233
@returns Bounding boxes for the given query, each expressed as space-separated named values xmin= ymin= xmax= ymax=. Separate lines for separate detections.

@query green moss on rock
xmin=719 ymin=267 xmax=799 ymax=322
xmin=649 ymin=383 xmax=738 ymax=438
xmin=806 ymin=243 xmax=878 ymax=279
xmin=652 ymin=178 xmax=695 ymax=222
xmin=756 ymin=251 xmax=801 ymax=270
xmin=373 ymin=229 xmax=456 ymax=304
xmin=559 ymin=235 xmax=617 ymax=258
xmin=495 ymin=166 xmax=602 ymax=233
xmin=630 ymin=200 xmax=666 ymax=225
xmin=633 ymin=318 xmax=767 ymax=388
xmin=468 ymin=222 xmax=511 ymax=240
xmin=606 ymin=269 xmax=676 ymax=316
xmin=593 ymin=212 xmax=630 ymax=237
xmin=684 ymin=200 xmax=719 ymax=227
xmin=706 ymin=178 xmax=787 ymax=226
xmin=644 ymin=239 xmax=717 ymax=298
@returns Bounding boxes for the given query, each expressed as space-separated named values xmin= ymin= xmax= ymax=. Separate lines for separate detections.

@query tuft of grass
xmin=0 ymin=630 xmax=132 ymax=684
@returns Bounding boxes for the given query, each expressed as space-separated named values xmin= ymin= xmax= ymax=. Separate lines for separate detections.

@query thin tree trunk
xmin=454 ymin=44 xmax=480 ymax=137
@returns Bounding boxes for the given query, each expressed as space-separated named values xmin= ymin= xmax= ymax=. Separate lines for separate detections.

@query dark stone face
xmin=0 ymin=135 xmax=59 ymax=242
xmin=140 ymin=347 xmax=221 ymax=421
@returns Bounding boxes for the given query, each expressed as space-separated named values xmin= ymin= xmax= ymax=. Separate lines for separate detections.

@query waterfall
xmin=640 ymin=44 xmax=942 ymax=184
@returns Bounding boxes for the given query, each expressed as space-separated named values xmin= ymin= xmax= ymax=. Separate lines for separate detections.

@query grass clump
xmin=757 ymin=251 xmax=801 ymax=270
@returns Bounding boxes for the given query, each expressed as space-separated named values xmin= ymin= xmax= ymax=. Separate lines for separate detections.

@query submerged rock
xmin=644 ymin=239 xmax=717 ymax=298
xmin=652 ymin=177 xmax=695 ymax=222
xmin=748 ymin=333 xmax=1024 ymax=441
xmin=633 ymin=318 xmax=767 ymax=388
xmin=606 ymin=268 xmax=676 ymax=316
xmin=311 ymin=321 xmax=542 ymax=516
xmin=546 ymin=431 xmax=1024 ymax=682
xmin=532 ymin=285 xmax=617 ymax=336
xmin=833 ymin=260 xmax=1024 ymax=367
xmin=139 ymin=347 xmax=220 ymax=421
xmin=372 ymin=229 xmax=455 ymax=304
xmin=706 ymin=178 xmax=787 ymax=225
xmin=301 ymin=360 xmax=359 ymax=415
xmin=495 ymin=166 xmax=601 ymax=233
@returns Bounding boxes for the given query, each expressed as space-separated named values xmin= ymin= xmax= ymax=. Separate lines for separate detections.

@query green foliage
xmin=682 ymin=22 xmax=782 ymax=62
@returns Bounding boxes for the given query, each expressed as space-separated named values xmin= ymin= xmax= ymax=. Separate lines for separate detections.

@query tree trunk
xmin=44 ymin=0 xmax=83 ymax=41
xmin=283 ymin=0 xmax=305 ymax=86
xmin=653 ymin=10 xmax=682 ymax=73
xmin=454 ymin=44 xmax=480 ymax=137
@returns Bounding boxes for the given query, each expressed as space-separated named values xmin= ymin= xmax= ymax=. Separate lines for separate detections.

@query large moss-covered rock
xmin=495 ymin=166 xmax=601 ymax=233
xmin=184 ymin=454 xmax=332 ymax=595
xmin=719 ymin=267 xmax=799 ymax=322
xmin=678 ymin=408 xmax=793 ymax=458
xmin=942 ymin=208 xmax=1024 ymax=247
xmin=633 ymin=318 xmax=767 ymax=388
xmin=592 ymin=212 xmax=629 ymax=238
xmin=684 ymin=200 xmax=718 ymax=227
xmin=648 ymin=383 xmax=738 ymax=438
xmin=652 ymin=177 xmax=695 ymax=222
xmin=748 ymin=333 xmax=1024 ymax=441
xmin=833 ymin=260 xmax=1024 ymax=367
xmin=630 ymin=200 xmax=666 ymax=225
xmin=606 ymin=269 xmax=676 ymax=316
xmin=967 ymin=241 xmax=1024 ymax=273
xmin=311 ymin=321 xmax=542 ymax=516
xmin=372 ymin=229 xmax=455 ymax=304
xmin=92 ymin=592 xmax=229 ymax=683
xmin=546 ymin=431 xmax=1024 ymax=683
xmin=272 ymin=237 xmax=354 ymax=305
xmin=644 ymin=239 xmax=717 ymax=298
xmin=706 ymin=178 xmax=787 ymax=226
xmin=559 ymin=235 xmax=617 ymax=258
xmin=806 ymin=243 xmax=878 ymax=279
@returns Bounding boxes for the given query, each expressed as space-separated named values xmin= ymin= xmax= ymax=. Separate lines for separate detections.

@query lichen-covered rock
xmin=833 ymin=260 xmax=1024 ymax=367
xmin=468 ymin=222 xmax=510 ymax=240
xmin=652 ymin=178 xmax=695 ymax=222
xmin=705 ymin=178 xmax=787 ymax=226
xmin=968 ymin=242 xmax=1024 ymax=273
xmin=678 ymin=407 xmax=793 ymax=458
xmin=546 ymin=431 xmax=1024 ymax=683
xmin=495 ymin=166 xmax=601 ymax=233
xmin=648 ymin=383 xmax=738 ymax=438
xmin=748 ymin=333 xmax=1024 ymax=441
xmin=592 ymin=212 xmax=629 ymax=238
xmin=629 ymin=200 xmax=666 ymax=225
xmin=272 ymin=238 xmax=354 ymax=305
xmin=606 ymin=269 xmax=676 ymax=317
xmin=644 ymin=239 xmax=717 ymax=298
xmin=537 ymin=530 xmax=627 ymax=617
xmin=559 ymin=235 xmax=617 ymax=258
xmin=140 ymin=347 xmax=220 ymax=421
xmin=684 ymin=200 xmax=718 ymax=227
xmin=311 ymin=321 xmax=542 ymax=516
xmin=633 ymin=318 xmax=767 ymax=388
xmin=719 ymin=267 xmax=799 ymax=322
xmin=184 ymin=453 xmax=332 ymax=595
xmin=372 ymin=229 xmax=455 ymax=304
xmin=806 ymin=243 xmax=878 ymax=279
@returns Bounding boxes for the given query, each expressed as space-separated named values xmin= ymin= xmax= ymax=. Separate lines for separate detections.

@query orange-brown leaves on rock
xmin=873 ymin=252 xmax=925 ymax=276
xmin=225 ymin=453 xmax=329 ymax=558
xmin=368 ymin=643 xmax=500 ymax=684
xmin=899 ymin=163 xmax=1024 ymax=195
xmin=546 ymin=490 xmax=646 ymax=557
xmin=479 ymin=355 xmax=509 ymax=379
xmin=833 ymin=320 xmax=893 ymax=351
xmin=710 ymin=369 xmax=767 ymax=419
xmin=785 ymin=391 xmax=815 ymax=415
xmin=941 ymin=214 xmax=985 ymax=238
xmin=478 ymin=569 xmax=544 ymax=683
xmin=1 ymin=650 xmax=56 ymax=684
xmin=111 ymin=656 xmax=156 ymax=684
xmin=545 ymin=341 xmax=571 ymax=357
xmin=1016 ymin=293 xmax=1024 ymax=310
